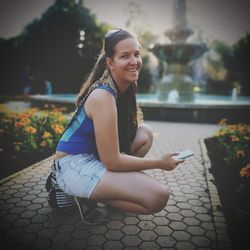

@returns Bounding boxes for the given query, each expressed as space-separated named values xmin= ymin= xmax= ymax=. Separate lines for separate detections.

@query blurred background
xmin=0 ymin=0 xmax=249 ymax=97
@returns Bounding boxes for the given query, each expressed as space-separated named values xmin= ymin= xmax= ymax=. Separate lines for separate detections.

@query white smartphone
xmin=172 ymin=149 xmax=194 ymax=160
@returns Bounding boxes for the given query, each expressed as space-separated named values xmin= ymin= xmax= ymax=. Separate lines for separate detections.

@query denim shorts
xmin=54 ymin=154 xmax=107 ymax=198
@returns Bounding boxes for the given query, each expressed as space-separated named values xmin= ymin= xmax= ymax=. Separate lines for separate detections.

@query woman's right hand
xmin=158 ymin=153 xmax=184 ymax=171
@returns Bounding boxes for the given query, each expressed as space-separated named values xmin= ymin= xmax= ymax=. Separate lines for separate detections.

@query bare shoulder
xmin=84 ymin=88 xmax=116 ymax=118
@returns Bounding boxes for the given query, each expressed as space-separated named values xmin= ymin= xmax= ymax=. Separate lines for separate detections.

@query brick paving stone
xmin=66 ymin=240 xmax=88 ymax=250
xmin=88 ymin=225 xmax=108 ymax=234
xmin=30 ymin=239 xmax=51 ymax=250
xmin=87 ymin=234 xmax=106 ymax=246
xmin=24 ymin=223 xmax=43 ymax=233
xmin=157 ymin=235 xmax=176 ymax=247
xmin=9 ymin=206 xmax=26 ymax=214
xmin=139 ymin=241 xmax=159 ymax=250
xmin=48 ymin=246 xmax=67 ymax=250
xmin=175 ymin=241 xmax=196 ymax=250
xmin=152 ymin=216 xmax=169 ymax=225
xmin=122 ymin=225 xmax=140 ymax=235
xmin=4 ymin=227 xmax=24 ymax=238
xmin=56 ymin=224 xmax=75 ymax=234
xmin=167 ymin=212 xmax=184 ymax=221
xmin=122 ymin=235 xmax=141 ymax=246
xmin=72 ymin=229 xmax=90 ymax=240
xmin=87 ymin=247 xmax=102 ymax=250
xmin=105 ymin=229 xmax=124 ymax=240
xmin=122 ymin=216 xmax=140 ymax=225
xmin=172 ymin=230 xmax=191 ymax=241
xmin=16 ymin=232 xmax=37 ymax=245
xmin=169 ymin=221 xmax=187 ymax=231
xmin=107 ymin=220 xmax=125 ymax=230
xmin=20 ymin=210 xmax=37 ymax=219
xmin=37 ymin=228 xmax=56 ymax=238
xmin=183 ymin=218 xmax=200 ymax=227
xmin=154 ymin=225 xmax=173 ymax=235
xmin=1 ymin=213 xmax=18 ymax=222
xmin=31 ymin=214 xmax=48 ymax=223
xmin=137 ymin=220 xmax=155 ymax=230
xmin=103 ymin=240 xmax=124 ymax=250
xmin=187 ymin=225 xmax=206 ymax=236
xmin=51 ymin=233 xmax=72 ymax=245
xmin=0 ymin=121 xmax=233 ymax=249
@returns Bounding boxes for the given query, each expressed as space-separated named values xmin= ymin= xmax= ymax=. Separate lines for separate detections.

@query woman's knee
xmin=145 ymin=187 xmax=170 ymax=214
xmin=140 ymin=124 xmax=154 ymax=145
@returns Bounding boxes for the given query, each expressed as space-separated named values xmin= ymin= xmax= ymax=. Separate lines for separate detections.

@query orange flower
xmin=42 ymin=131 xmax=52 ymax=139
xmin=230 ymin=135 xmax=239 ymax=142
xmin=51 ymin=124 xmax=64 ymax=134
xmin=24 ymin=126 xmax=37 ymax=134
xmin=240 ymin=164 xmax=250 ymax=178
xmin=20 ymin=118 xmax=30 ymax=126
xmin=218 ymin=118 xmax=227 ymax=126
xmin=40 ymin=141 xmax=47 ymax=147
xmin=228 ymin=125 xmax=237 ymax=131
xmin=215 ymin=130 xmax=226 ymax=137
xmin=15 ymin=122 xmax=23 ymax=127
xmin=236 ymin=150 xmax=245 ymax=158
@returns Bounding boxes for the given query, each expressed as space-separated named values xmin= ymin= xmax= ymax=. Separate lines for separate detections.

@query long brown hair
xmin=76 ymin=29 xmax=143 ymax=154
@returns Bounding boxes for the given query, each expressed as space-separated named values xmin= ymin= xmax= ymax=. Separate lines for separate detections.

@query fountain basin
xmin=30 ymin=94 xmax=250 ymax=124
xmin=150 ymin=43 xmax=207 ymax=64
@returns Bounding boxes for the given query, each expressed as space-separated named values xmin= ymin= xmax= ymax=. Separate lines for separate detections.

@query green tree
xmin=203 ymin=40 xmax=234 ymax=95
xmin=1 ymin=0 xmax=109 ymax=94
xmin=232 ymin=33 xmax=250 ymax=96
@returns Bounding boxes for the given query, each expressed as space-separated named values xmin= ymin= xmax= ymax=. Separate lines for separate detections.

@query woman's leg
xmin=131 ymin=123 xmax=153 ymax=158
xmin=90 ymin=123 xmax=167 ymax=215
xmin=90 ymin=171 xmax=170 ymax=215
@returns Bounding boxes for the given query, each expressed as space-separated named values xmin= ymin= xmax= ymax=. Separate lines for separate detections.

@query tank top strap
xmin=95 ymin=83 xmax=118 ymax=99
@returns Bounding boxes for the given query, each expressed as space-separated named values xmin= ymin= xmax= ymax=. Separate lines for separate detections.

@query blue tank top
xmin=56 ymin=85 xmax=117 ymax=157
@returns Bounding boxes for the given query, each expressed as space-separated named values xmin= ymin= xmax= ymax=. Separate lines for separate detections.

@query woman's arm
xmin=85 ymin=89 xmax=183 ymax=172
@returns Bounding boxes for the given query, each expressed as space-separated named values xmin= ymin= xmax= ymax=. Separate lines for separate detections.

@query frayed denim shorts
xmin=54 ymin=154 xmax=107 ymax=199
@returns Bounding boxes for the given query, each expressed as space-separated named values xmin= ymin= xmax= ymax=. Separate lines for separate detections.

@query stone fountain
xmin=150 ymin=0 xmax=207 ymax=102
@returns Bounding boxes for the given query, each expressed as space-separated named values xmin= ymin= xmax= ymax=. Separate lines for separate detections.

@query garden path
xmin=0 ymin=121 xmax=232 ymax=250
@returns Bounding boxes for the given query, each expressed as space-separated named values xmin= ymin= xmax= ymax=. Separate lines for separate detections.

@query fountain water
xmin=150 ymin=0 xmax=207 ymax=102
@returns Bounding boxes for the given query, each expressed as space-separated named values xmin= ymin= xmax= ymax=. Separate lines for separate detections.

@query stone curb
xmin=199 ymin=139 xmax=232 ymax=250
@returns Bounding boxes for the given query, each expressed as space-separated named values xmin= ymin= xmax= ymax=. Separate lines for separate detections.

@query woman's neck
xmin=110 ymin=73 xmax=131 ymax=94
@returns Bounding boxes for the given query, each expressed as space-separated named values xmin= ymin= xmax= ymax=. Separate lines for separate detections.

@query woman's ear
xmin=106 ymin=57 xmax=114 ymax=71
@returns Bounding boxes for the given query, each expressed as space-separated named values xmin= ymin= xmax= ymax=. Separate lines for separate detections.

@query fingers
xmin=168 ymin=152 xmax=179 ymax=157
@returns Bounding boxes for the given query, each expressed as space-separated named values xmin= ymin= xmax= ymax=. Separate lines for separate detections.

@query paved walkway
xmin=0 ymin=121 xmax=232 ymax=250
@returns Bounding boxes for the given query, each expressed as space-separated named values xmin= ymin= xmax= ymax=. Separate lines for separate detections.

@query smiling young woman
xmin=53 ymin=28 xmax=184 ymax=224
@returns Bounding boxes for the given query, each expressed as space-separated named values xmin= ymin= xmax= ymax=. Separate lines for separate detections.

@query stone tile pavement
xmin=0 ymin=121 xmax=232 ymax=250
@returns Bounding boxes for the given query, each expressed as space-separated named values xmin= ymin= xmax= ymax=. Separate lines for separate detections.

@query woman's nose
xmin=129 ymin=56 xmax=137 ymax=65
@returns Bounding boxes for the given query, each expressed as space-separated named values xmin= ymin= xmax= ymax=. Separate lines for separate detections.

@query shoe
xmin=74 ymin=197 xmax=108 ymax=225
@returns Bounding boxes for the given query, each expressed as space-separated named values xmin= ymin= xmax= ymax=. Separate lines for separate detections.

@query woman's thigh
xmin=90 ymin=170 xmax=169 ymax=208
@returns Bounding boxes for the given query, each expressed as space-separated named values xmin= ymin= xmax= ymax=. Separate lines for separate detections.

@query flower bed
xmin=204 ymin=119 xmax=250 ymax=250
xmin=0 ymin=104 xmax=69 ymax=179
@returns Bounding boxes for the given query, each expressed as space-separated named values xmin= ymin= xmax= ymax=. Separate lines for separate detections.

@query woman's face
xmin=107 ymin=37 xmax=142 ymax=89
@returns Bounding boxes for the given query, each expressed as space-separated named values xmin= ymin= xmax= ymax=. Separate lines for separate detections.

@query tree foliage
xmin=232 ymin=33 xmax=250 ymax=96
xmin=1 ymin=0 xmax=109 ymax=94
xmin=204 ymin=33 xmax=250 ymax=96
